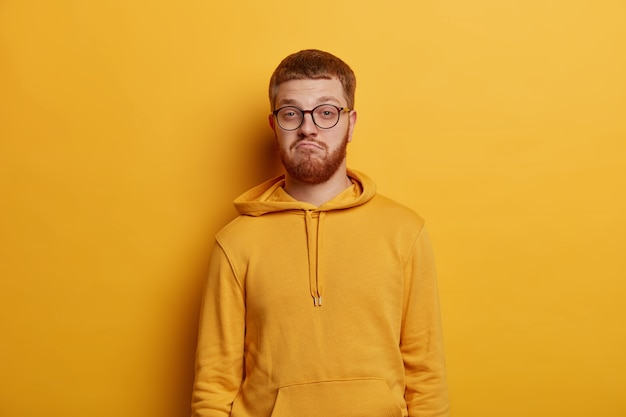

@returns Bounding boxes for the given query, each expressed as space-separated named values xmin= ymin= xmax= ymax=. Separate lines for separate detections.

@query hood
xmin=234 ymin=168 xmax=376 ymax=216
xmin=233 ymin=168 xmax=377 ymax=307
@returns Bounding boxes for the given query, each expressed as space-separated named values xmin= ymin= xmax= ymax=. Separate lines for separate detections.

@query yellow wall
xmin=1 ymin=1 xmax=624 ymax=416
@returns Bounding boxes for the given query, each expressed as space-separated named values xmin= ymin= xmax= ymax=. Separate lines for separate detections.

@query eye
xmin=315 ymin=106 xmax=339 ymax=119
xmin=279 ymin=107 xmax=301 ymax=119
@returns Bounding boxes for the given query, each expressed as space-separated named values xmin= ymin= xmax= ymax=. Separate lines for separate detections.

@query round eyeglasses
xmin=272 ymin=104 xmax=351 ymax=131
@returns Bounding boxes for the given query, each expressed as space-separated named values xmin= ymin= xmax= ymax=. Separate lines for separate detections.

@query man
xmin=192 ymin=49 xmax=449 ymax=417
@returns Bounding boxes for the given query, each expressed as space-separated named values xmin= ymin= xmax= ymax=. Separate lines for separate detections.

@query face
xmin=269 ymin=78 xmax=357 ymax=184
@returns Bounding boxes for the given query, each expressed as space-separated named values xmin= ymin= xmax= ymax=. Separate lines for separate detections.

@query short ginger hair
xmin=269 ymin=49 xmax=356 ymax=110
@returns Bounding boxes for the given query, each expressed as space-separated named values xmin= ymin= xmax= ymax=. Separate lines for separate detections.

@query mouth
xmin=292 ymin=140 xmax=326 ymax=151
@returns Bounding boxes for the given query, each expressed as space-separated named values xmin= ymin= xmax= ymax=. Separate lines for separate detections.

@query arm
xmin=192 ymin=241 xmax=246 ymax=417
xmin=401 ymin=226 xmax=450 ymax=417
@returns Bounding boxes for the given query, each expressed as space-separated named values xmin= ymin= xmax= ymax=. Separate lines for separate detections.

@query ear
xmin=347 ymin=110 xmax=357 ymax=143
xmin=268 ymin=113 xmax=277 ymax=134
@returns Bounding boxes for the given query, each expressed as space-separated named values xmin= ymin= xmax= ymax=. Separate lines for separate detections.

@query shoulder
xmin=366 ymin=193 xmax=425 ymax=229
xmin=347 ymin=193 xmax=427 ymax=248
xmin=215 ymin=211 xmax=295 ymax=252
xmin=215 ymin=215 xmax=253 ymax=244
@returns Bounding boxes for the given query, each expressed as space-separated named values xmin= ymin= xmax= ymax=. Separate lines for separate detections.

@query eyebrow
xmin=277 ymin=96 xmax=343 ymax=108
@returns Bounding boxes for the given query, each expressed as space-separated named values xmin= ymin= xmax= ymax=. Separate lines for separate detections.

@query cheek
xmin=276 ymin=132 xmax=294 ymax=149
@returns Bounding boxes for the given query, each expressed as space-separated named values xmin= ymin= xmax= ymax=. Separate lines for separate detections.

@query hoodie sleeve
xmin=401 ymin=226 xmax=450 ymax=417
xmin=192 ymin=240 xmax=246 ymax=417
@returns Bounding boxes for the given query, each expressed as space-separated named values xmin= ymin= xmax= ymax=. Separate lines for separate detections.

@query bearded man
xmin=191 ymin=49 xmax=449 ymax=417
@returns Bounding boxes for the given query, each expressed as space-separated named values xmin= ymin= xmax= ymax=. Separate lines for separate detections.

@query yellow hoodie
xmin=192 ymin=169 xmax=449 ymax=417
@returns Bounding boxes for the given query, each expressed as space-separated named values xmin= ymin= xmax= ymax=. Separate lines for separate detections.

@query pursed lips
xmin=292 ymin=140 xmax=326 ymax=151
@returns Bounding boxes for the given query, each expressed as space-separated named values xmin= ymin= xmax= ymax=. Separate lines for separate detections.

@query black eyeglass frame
xmin=272 ymin=104 xmax=351 ymax=131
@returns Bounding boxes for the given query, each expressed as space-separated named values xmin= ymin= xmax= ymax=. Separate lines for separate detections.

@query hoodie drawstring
xmin=304 ymin=210 xmax=325 ymax=307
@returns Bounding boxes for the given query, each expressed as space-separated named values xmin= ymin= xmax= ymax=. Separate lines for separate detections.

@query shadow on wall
xmin=256 ymin=133 xmax=283 ymax=181
xmin=233 ymin=104 xmax=284 ymax=191
xmin=182 ymin=104 xmax=283 ymax=414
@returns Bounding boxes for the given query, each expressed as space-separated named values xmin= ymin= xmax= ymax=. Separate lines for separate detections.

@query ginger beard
xmin=279 ymin=131 xmax=349 ymax=185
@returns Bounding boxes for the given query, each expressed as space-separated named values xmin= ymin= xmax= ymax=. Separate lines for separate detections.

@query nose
xmin=298 ymin=111 xmax=318 ymax=136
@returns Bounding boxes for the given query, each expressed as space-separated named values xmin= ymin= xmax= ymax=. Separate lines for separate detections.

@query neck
xmin=284 ymin=167 xmax=352 ymax=207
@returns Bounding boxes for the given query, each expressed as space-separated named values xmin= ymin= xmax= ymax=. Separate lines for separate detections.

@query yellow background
xmin=1 ymin=1 xmax=625 ymax=416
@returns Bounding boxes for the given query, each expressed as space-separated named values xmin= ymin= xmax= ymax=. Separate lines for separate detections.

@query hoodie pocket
xmin=270 ymin=378 xmax=402 ymax=417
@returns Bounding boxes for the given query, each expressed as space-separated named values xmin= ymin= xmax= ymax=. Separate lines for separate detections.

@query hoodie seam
xmin=215 ymin=236 xmax=245 ymax=293
xmin=402 ymin=221 xmax=425 ymax=272
xmin=276 ymin=376 xmax=388 ymax=389
xmin=399 ymin=220 xmax=426 ymax=338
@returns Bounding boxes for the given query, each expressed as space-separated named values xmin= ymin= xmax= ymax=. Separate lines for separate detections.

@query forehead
xmin=274 ymin=78 xmax=345 ymax=107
